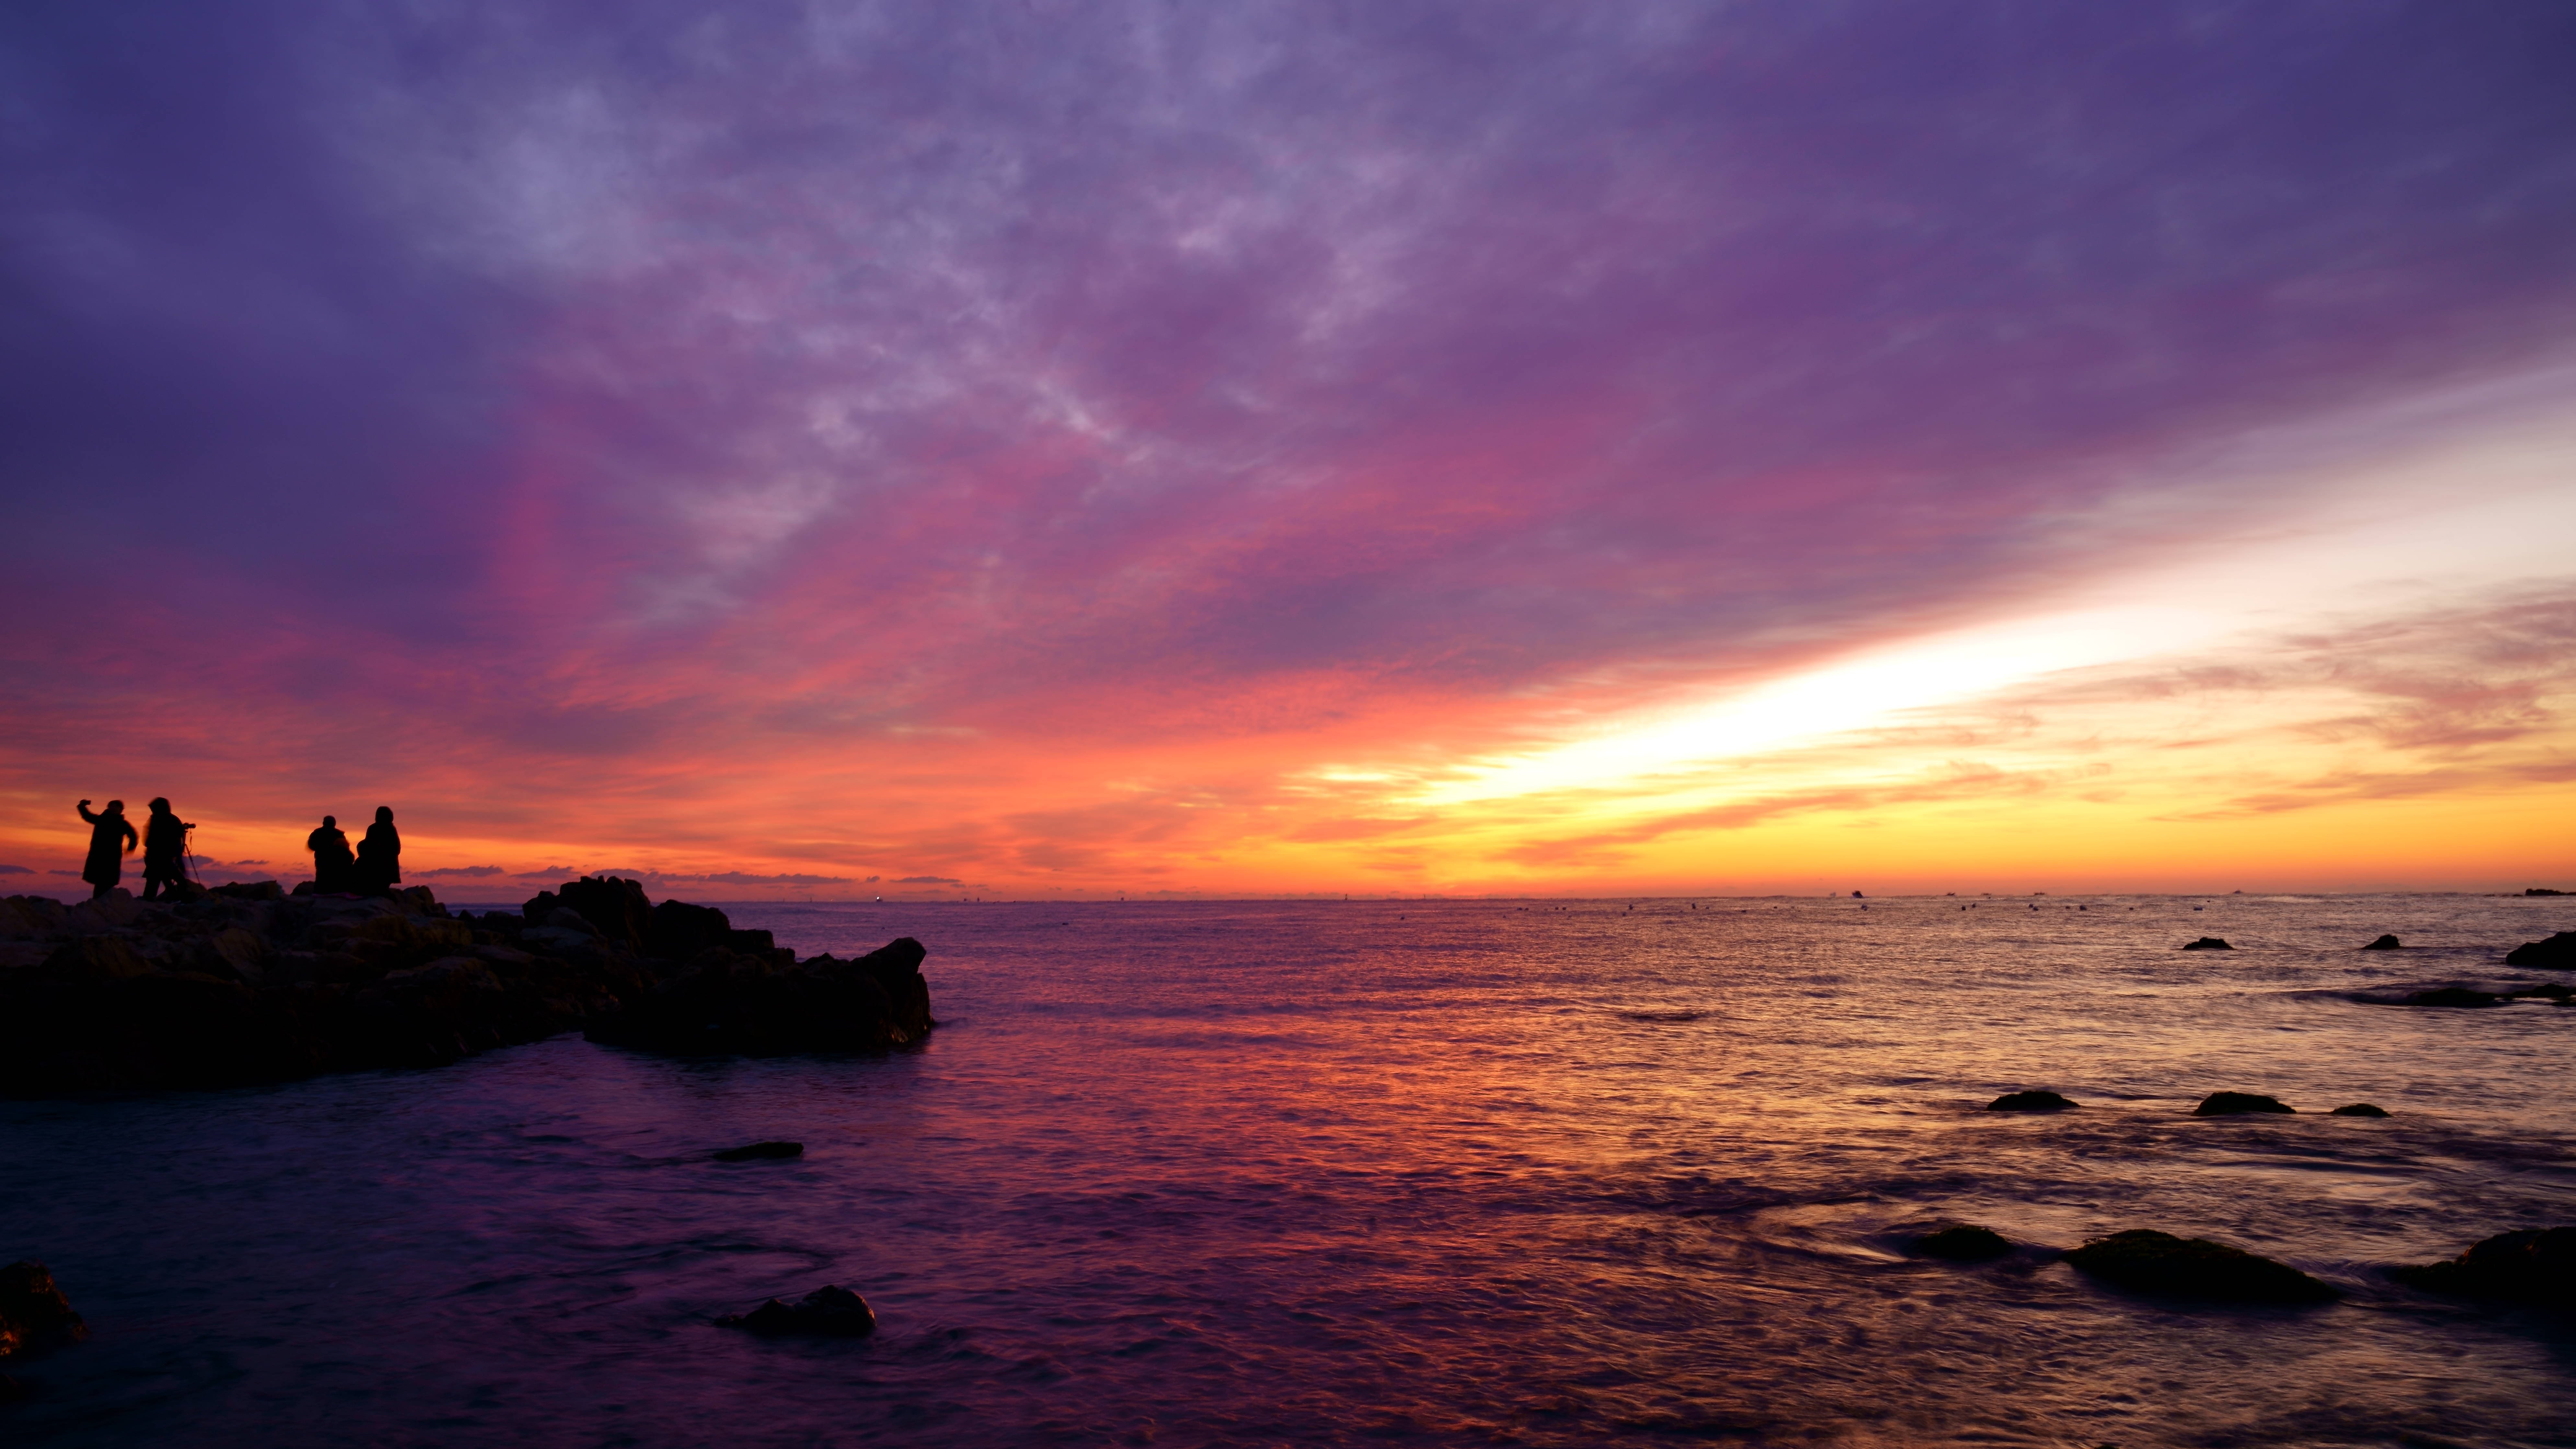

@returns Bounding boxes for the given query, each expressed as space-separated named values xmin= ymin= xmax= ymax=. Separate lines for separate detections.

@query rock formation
xmin=716 ymin=1284 xmax=877 ymax=1337
xmin=2329 ymin=1103 xmax=2390 ymax=1118
xmin=1985 ymin=1090 xmax=2077 ymax=1112
xmin=2192 ymin=1091 xmax=2293 ymax=1116
xmin=2504 ymin=931 xmax=2576 ymax=967
xmin=713 ymin=1141 xmax=805 ymax=1161
xmin=2065 ymin=1229 xmax=2338 ymax=1304
xmin=2391 ymin=1227 xmax=2576 ymax=1308
xmin=0 ymin=877 xmax=931 ymax=1096
xmin=1912 ymin=1224 xmax=2012 ymax=1261
xmin=2182 ymin=937 xmax=2232 ymax=950
xmin=2363 ymin=934 xmax=2401 ymax=950
xmin=0 ymin=1261 xmax=87 ymax=1360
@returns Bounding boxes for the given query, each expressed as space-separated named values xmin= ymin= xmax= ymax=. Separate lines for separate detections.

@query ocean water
xmin=3 ymin=894 xmax=2572 ymax=1447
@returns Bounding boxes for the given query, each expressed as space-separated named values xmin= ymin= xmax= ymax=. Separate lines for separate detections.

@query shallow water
xmin=4 ymin=894 xmax=2573 ymax=1447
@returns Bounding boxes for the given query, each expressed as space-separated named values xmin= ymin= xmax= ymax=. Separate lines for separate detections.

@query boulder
xmin=2193 ymin=1091 xmax=2293 ymax=1116
xmin=2511 ymin=982 xmax=2574 ymax=1002
xmin=2504 ymin=931 xmax=2576 ymax=968
xmin=2330 ymin=1103 xmax=2390 ymax=1118
xmin=40 ymin=935 xmax=161 ymax=980
xmin=2183 ymin=937 xmax=2232 ymax=951
xmin=2390 ymin=1227 xmax=2576 ymax=1308
xmin=1985 ymin=1089 xmax=2077 ymax=1112
xmin=1 ymin=896 xmax=70 ymax=937
xmin=211 ymin=880 xmax=284 ymax=902
xmin=2064 ymin=1230 xmax=2338 ymax=1304
xmin=713 ymin=1141 xmax=804 ymax=1162
xmin=1913 ymin=1224 xmax=2012 ymax=1261
xmin=0 ymin=1260 xmax=88 ymax=1358
xmin=2363 ymin=935 xmax=2401 ymax=950
xmin=528 ymin=877 xmax=650 ymax=951
xmin=716 ymin=1284 xmax=876 ymax=1338
xmin=646 ymin=899 xmax=735 ymax=960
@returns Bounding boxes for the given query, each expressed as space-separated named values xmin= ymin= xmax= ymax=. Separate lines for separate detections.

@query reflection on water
xmin=4 ymin=895 xmax=2573 ymax=1445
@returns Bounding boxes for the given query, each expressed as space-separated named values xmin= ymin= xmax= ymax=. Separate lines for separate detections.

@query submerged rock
xmin=713 ymin=1141 xmax=804 ymax=1162
xmin=2504 ymin=931 xmax=2576 ymax=968
xmin=2193 ymin=1091 xmax=2294 ymax=1116
xmin=2064 ymin=1229 xmax=2338 ymax=1304
xmin=0 ymin=1261 xmax=88 ymax=1358
xmin=1985 ymin=1090 xmax=2077 ymax=1112
xmin=2402 ymin=987 xmax=2501 ymax=1008
xmin=2391 ymin=1227 xmax=2576 ymax=1308
xmin=2182 ymin=937 xmax=2232 ymax=951
xmin=2329 ymin=1103 xmax=2390 ymax=1118
xmin=1913 ymin=1225 xmax=2012 ymax=1261
xmin=717 ymin=1284 xmax=876 ymax=1337
xmin=2363 ymin=934 xmax=2401 ymax=950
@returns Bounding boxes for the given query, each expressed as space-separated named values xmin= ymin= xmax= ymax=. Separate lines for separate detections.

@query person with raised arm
xmin=75 ymin=798 xmax=137 ymax=900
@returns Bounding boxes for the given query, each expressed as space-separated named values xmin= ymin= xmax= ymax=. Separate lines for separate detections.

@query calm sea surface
xmin=4 ymin=895 xmax=2573 ymax=1446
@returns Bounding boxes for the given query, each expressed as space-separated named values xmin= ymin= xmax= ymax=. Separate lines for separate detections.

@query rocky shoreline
xmin=0 ymin=877 xmax=931 ymax=1096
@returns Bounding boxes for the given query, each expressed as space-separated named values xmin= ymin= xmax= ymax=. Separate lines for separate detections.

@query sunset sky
xmin=4 ymin=2 xmax=2572 ymax=900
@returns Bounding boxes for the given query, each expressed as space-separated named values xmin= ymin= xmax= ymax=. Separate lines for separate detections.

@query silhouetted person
xmin=141 ymin=797 xmax=196 ymax=902
xmin=353 ymin=806 xmax=401 ymax=896
xmin=76 ymin=799 xmax=136 ymax=900
xmin=307 ymin=815 xmax=355 ymax=894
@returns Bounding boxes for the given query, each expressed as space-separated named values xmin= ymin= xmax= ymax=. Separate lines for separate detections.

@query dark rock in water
xmin=2330 ymin=1103 xmax=2390 ymax=1117
xmin=647 ymin=899 xmax=733 ymax=960
xmin=588 ymin=936 xmax=934 ymax=1056
xmin=2064 ymin=1229 xmax=2338 ymax=1304
xmin=717 ymin=1284 xmax=876 ymax=1337
xmin=2511 ymin=982 xmax=2574 ymax=1002
xmin=0 ymin=1260 xmax=89 ymax=1358
xmin=2193 ymin=1091 xmax=2293 ymax=1116
xmin=2391 ymin=1227 xmax=2576 ymax=1307
xmin=2182 ymin=937 xmax=2232 ymax=950
xmin=713 ymin=1141 xmax=804 ymax=1161
xmin=1914 ymin=1225 xmax=2012 ymax=1261
xmin=2363 ymin=934 xmax=2401 ymax=950
xmin=2504 ymin=931 xmax=2576 ymax=968
xmin=1986 ymin=1089 xmax=2077 ymax=1112
xmin=2402 ymin=987 xmax=2500 ymax=1008
xmin=2526 ymin=887 xmax=2568 ymax=897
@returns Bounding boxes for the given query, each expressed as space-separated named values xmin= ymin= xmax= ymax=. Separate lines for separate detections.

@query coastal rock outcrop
xmin=2182 ymin=937 xmax=2232 ymax=951
xmin=0 ymin=1261 xmax=88 ymax=1359
xmin=716 ymin=1284 xmax=876 ymax=1337
xmin=2064 ymin=1229 xmax=2338 ymax=1304
xmin=2193 ymin=1092 xmax=2293 ymax=1116
xmin=2330 ymin=1103 xmax=2390 ymax=1118
xmin=1985 ymin=1090 xmax=2077 ymax=1112
xmin=2363 ymin=935 xmax=2401 ymax=950
xmin=2390 ymin=1227 xmax=2576 ymax=1308
xmin=713 ymin=1141 xmax=804 ymax=1161
xmin=0 ymin=878 xmax=932 ymax=1096
xmin=2504 ymin=931 xmax=2576 ymax=967
xmin=586 ymin=936 xmax=931 ymax=1054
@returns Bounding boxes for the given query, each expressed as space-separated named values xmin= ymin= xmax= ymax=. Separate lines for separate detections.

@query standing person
xmin=306 ymin=815 xmax=355 ymax=893
xmin=353 ymin=806 xmax=401 ymax=896
xmin=75 ymin=799 xmax=137 ymax=900
xmin=140 ymin=798 xmax=196 ymax=902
